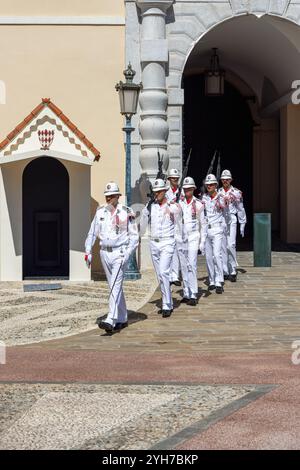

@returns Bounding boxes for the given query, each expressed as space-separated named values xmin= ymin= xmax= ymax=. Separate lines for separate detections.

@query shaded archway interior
xmin=22 ymin=157 xmax=69 ymax=279
xmin=183 ymin=74 xmax=253 ymax=234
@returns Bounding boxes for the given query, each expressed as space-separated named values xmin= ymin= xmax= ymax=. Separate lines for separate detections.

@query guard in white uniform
xmin=85 ymin=182 xmax=139 ymax=333
xmin=202 ymin=174 xmax=230 ymax=294
xmin=140 ymin=179 xmax=181 ymax=317
xmin=177 ymin=177 xmax=206 ymax=306
xmin=165 ymin=168 xmax=181 ymax=286
xmin=219 ymin=169 xmax=247 ymax=282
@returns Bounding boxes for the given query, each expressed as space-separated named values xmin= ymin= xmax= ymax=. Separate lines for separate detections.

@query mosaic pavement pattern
xmin=27 ymin=251 xmax=300 ymax=353
xmin=0 ymin=382 xmax=272 ymax=450
xmin=0 ymin=270 xmax=157 ymax=346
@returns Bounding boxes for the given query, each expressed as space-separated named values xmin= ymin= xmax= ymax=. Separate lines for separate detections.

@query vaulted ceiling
xmin=184 ymin=14 xmax=300 ymax=108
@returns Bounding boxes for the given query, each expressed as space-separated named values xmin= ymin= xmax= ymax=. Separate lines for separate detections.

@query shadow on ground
xmin=96 ymin=310 xmax=148 ymax=330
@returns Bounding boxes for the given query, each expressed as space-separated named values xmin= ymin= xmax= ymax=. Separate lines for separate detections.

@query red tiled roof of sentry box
xmin=0 ymin=98 xmax=101 ymax=161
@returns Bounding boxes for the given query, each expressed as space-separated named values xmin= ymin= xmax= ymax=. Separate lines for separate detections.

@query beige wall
xmin=253 ymin=118 xmax=280 ymax=231
xmin=280 ymin=104 xmax=300 ymax=243
xmin=0 ymin=19 xmax=125 ymax=212
xmin=280 ymin=106 xmax=288 ymax=242
xmin=0 ymin=2 xmax=128 ymax=279
xmin=0 ymin=0 xmax=124 ymax=16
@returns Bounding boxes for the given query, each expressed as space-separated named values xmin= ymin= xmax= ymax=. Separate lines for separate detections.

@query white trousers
xmin=150 ymin=239 xmax=175 ymax=310
xmin=222 ymin=219 xmax=237 ymax=275
xmin=205 ymin=227 xmax=224 ymax=287
xmin=100 ymin=248 xmax=127 ymax=327
xmin=170 ymin=244 xmax=180 ymax=282
xmin=178 ymin=235 xmax=199 ymax=299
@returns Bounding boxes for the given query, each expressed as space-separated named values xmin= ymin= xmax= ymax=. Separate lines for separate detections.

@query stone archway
xmin=167 ymin=9 xmax=300 ymax=168
xmin=133 ymin=1 xmax=300 ymax=178
xmin=130 ymin=1 xmax=300 ymax=242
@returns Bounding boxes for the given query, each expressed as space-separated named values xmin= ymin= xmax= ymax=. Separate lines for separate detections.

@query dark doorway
xmin=183 ymin=74 xmax=254 ymax=233
xmin=23 ymin=157 xmax=69 ymax=279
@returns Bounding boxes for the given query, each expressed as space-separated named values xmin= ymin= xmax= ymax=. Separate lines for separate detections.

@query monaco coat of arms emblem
xmin=38 ymin=129 xmax=54 ymax=150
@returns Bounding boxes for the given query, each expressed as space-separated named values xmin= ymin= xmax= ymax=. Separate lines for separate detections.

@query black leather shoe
xmin=170 ymin=280 xmax=181 ymax=286
xmin=224 ymin=275 xmax=230 ymax=281
xmin=216 ymin=286 xmax=223 ymax=294
xmin=180 ymin=297 xmax=189 ymax=304
xmin=187 ymin=298 xmax=197 ymax=306
xmin=229 ymin=274 xmax=237 ymax=282
xmin=162 ymin=309 xmax=173 ymax=318
xmin=98 ymin=321 xmax=113 ymax=333
xmin=114 ymin=322 xmax=128 ymax=331
xmin=208 ymin=285 xmax=216 ymax=291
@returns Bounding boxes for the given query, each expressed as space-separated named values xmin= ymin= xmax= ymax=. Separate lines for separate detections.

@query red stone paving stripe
xmin=1 ymin=349 xmax=299 ymax=450
xmin=151 ymin=386 xmax=276 ymax=450
xmin=177 ymin=382 xmax=300 ymax=450
xmin=0 ymin=349 xmax=296 ymax=384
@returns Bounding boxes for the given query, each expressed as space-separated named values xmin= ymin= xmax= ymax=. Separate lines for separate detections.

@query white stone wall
xmin=126 ymin=0 xmax=300 ymax=185
xmin=0 ymin=157 xmax=91 ymax=281
xmin=166 ymin=0 xmax=300 ymax=167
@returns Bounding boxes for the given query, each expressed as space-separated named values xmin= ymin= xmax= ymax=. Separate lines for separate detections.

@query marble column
xmin=136 ymin=0 xmax=174 ymax=180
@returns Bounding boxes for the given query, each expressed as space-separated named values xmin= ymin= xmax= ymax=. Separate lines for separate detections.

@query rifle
xmin=216 ymin=151 xmax=221 ymax=181
xmin=176 ymin=148 xmax=192 ymax=203
xmin=199 ymin=149 xmax=218 ymax=199
xmin=157 ymin=149 xmax=165 ymax=181
xmin=146 ymin=149 xmax=165 ymax=210
xmin=207 ymin=149 xmax=218 ymax=176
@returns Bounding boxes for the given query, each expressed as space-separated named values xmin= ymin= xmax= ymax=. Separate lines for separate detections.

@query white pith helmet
xmin=152 ymin=178 xmax=168 ymax=192
xmin=104 ymin=182 xmax=121 ymax=196
xmin=205 ymin=174 xmax=218 ymax=185
xmin=182 ymin=176 xmax=196 ymax=189
xmin=167 ymin=168 xmax=180 ymax=179
xmin=220 ymin=169 xmax=232 ymax=180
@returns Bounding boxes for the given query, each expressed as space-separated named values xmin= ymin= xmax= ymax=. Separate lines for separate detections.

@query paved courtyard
xmin=0 ymin=269 xmax=157 ymax=345
xmin=0 ymin=251 xmax=300 ymax=449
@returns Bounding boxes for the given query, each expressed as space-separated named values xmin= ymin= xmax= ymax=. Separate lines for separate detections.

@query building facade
xmin=127 ymin=0 xmax=300 ymax=246
xmin=1 ymin=1 xmax=300 ymax=280
xmin=0 ymin=0 xmax=126 ymax=280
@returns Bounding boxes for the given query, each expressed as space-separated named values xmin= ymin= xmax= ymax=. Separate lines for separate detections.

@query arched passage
xmin=177 ymin=13 xmax=300 ymax=242
xmin=23 ymin=157 xmax=69 ymax=279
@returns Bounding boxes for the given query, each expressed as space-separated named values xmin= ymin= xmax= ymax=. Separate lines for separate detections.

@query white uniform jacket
xmin=218 ymin=186 xmax=247 ymax=226
xmin=201 ymin=192 xmax=231 ymax=229
xmin=140 ymin=200 xmax=181 ymax=240
xmin=85 ymin=203 xmax=139 ymax=255
xmin=178 ymin=196 xmax=206 ymax=246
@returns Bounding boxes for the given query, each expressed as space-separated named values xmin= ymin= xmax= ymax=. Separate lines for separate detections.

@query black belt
xmin=101 ymin=246 xmax=122 ymax=252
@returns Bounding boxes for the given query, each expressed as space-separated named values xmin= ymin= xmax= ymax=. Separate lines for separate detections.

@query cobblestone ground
xmin=1 ymin=251 xmax=300 ymax=450
xmin=0 ymin=269 xmax=157 ymax=345
xmin=22 ymin=251 xmax=300 ymax=352
xmin=0 ymin=382 xmax=257 ymax=450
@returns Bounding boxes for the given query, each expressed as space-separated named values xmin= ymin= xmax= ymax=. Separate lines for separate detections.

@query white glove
xmin=85 ymin=253 xmax=92 ymax=268
xmin=199 ymin=242 xmax=205 ymax=256
xmin=240 ymin=224 xmax=245 ymax=238
xmin=121 ymin=250 xmax=131 ymax=265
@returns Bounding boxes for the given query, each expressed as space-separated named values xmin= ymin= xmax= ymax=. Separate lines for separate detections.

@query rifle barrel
xmin=207 ymin=149 xmax=217 ymax=175
xmin=176 ymin=148 xmax=192 ymax=202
